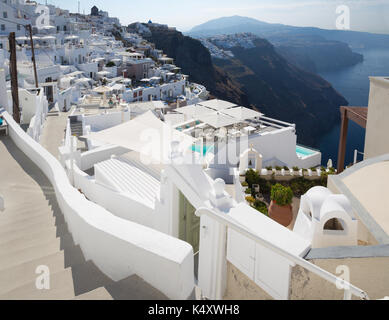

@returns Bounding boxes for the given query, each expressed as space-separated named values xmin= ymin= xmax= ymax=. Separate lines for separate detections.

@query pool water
xmin=296 ymin=145 xmax=316 ymax=158
xmin=191 ymin=145 xmax=214 ymax=156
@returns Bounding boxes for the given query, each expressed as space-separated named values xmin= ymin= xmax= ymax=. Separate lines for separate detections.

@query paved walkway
xmin=40 ymin=109 xmax=71 ymax=159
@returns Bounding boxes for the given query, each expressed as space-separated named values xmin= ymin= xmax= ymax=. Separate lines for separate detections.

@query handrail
xmin=196 ymin=207 xmax=370 ymax=300
xmin=260 ymin=116 xmax=296 ymax=128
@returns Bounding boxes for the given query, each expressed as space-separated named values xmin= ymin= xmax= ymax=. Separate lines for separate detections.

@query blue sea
xmin=317 ymin=48 xmax=389 ymax=167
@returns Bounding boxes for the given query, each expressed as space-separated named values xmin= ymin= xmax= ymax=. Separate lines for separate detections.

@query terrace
xmin=171 ymin=100 xmax=295 ymax=143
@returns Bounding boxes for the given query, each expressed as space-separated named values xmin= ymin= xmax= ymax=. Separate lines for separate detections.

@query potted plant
xmin=269 ymin=184 xmax=294 ymax=227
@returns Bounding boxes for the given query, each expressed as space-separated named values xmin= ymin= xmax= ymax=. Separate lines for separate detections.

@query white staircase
xmin=0 ymin=136 xmax=167 ymax=300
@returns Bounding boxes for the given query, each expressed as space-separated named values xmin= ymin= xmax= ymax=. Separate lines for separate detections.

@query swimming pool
xmin=296 ymin=145 xmax=317 ymax=158
xmin=191 ymin=145 xmax=214 ymax=156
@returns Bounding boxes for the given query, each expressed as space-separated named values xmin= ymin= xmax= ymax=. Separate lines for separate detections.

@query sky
xmin=44 ymin=0 xmax=389 ymax=34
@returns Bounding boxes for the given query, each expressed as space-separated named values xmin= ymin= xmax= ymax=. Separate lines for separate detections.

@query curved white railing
xmin=196 ymin=207 xmax=369 ymax=300
xmin=2 ymin=111 xmax=195 ymax=300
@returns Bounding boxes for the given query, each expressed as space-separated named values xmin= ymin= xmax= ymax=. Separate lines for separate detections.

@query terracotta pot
xmin=269 ymin=201 xmax=293 ymax=227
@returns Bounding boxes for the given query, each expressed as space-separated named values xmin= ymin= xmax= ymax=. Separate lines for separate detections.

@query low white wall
xmin=72 ymin=165 xmax=167 ymax=233
xmin=2 ymin=111 xmax=195 ymax=300
xmin=79 ymin=144 xmax=129 ymax=171
xmin=83 ymin=111 xmax=131 ymax=132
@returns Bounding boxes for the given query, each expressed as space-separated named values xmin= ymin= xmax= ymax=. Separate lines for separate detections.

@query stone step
xmin=0 ymin=229 xmax=60 ymax=254
xmin=74 ymin=287 xmax=113 ymax=300
xmin=0 ymin=224 xmax=68 ymax=246
xmin=0 ymin=206 xmax=53 ymax=220
xmin=0 ymin=251 xmax=66 ymax=295
xmin=0 ymin=268 xmax=75 ymax=300
xmin=70 ymin=260 xmax=114 ymax=296
xmin=0 ymin=216 xmax=56 ymax=235
xmin=2 ymin=202 xmax=52 ymax=214
xmin=0 ymin=209 xmax=55 ymax=226
xmin=0 ymin=239 xmax=61 ymax=271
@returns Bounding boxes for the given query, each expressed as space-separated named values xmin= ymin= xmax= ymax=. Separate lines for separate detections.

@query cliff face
xmin=139 ymin=24 xmax=249 ymax=106
xmin=129 ymin=24 xmax=347 ymax=146
xmin=212 ymin=38 xmax=348 ymax=145
xmin=274 ymin=36 xmax=364 ymax=73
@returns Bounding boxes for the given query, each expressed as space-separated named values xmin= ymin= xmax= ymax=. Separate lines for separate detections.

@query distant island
xmin=186 ymin=15 xmax=389 ymax=73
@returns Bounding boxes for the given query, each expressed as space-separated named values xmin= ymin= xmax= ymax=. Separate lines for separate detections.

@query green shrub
xmin=321 ymin=166 xmax=326 ymax=172
xmin=266 ymin=166 xmax=273 ymax=171
xmin=310 ymin=167 xmax=317 ymax=171
xmin=275 ymin=166 xmax=282 ymax=171
xmin=241 ymin=181 xmax=249 ymax=187
xmin=328 ymin=167 xmax=336 ymax=174
xmin=283 ymin=166 xmax=289 ymax=171
xmin=293 ymin=166 xmax=299 ymax=172
xmin=245 ymin=169 xmax=260 ymax=188
xmin=245 ymin=188 xmax=252 ymax=195
xmin=245 ymin=196 xmax=255 ymax=204
xmin=271 ymin=184 xmax=293 ymax=207
xmin=254 ymin=200 xmax=268 ymax=216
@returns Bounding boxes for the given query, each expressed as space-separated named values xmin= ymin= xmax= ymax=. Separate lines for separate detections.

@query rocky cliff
xmin=129 ymin=24 xmax=348 ymax=146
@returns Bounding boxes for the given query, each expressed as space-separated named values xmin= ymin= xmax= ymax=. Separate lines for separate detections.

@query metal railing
xmin=196 ymin=207 xmax=369 ymax=300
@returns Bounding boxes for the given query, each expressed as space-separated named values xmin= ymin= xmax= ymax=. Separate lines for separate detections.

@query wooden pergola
xmin=337 ymin=106 xmax=368 ymax=173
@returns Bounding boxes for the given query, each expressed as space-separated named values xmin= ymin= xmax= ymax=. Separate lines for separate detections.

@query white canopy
xmin=221 ymin=107 xmax=263 ymax=121
xmin=175 ymin=104 xmax=213 ymax=119
xmin=83 ymin=111 xmax=195 ymax=163
xmin=198 ymin=99 xmax=237 ymax=111
xmin=197 ymin=112 xmax=239 ymax=129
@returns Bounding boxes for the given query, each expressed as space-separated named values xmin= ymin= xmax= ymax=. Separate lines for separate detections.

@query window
xmin=17 ymin=24 xmax=20 ymax=31
xmin=324 ymin=218 xmax=345 ymax=231
xmin=3 ymin=12 xmax=7 ymax=19
xmin=133 ymin=92 xmax=137 ymax=98
xmin=1 ymin=25 xmax=5 ymax=31
xmin=139 ymin=90 xmax=143 ymax=96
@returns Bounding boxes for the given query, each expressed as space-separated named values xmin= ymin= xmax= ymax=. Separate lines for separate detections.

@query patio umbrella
xmin=93 ymin=86 xmax=112 ymax=107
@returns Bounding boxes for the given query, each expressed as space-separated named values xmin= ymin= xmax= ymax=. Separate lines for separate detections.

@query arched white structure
xmin=294 ymin=187 xmax=358 ymax=248
xmin=238 ymin=146 xmax=263 ymax=175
